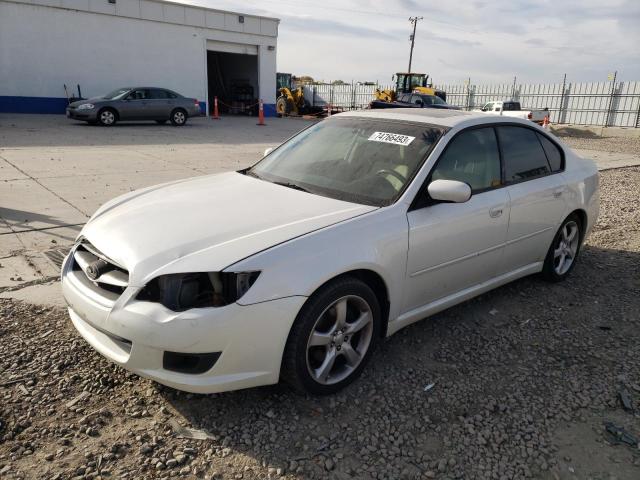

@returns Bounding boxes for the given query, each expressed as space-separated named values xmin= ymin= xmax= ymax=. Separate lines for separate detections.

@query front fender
xmin=227 ymin=207 xmax=408 ymax=322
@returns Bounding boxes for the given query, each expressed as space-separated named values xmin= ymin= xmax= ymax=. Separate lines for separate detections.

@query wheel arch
xmin=98 ymin=106 xmax=119 ymax=120
xmin=567 ymin=208 xmax=587 ymax=241
xmin=306 ymin=269 xmax=391 ymax=338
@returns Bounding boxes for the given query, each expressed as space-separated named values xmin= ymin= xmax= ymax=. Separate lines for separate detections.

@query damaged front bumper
xmin=61 ymin=248 xmax=306 ymax=394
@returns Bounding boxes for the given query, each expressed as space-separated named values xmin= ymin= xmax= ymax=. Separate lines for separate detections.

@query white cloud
xmin=177 ymin=0 xmax=640 ymax=84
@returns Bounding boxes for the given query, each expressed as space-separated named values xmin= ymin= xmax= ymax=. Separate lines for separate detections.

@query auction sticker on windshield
xmin=368 ymin=131 xmax=415 ymax=146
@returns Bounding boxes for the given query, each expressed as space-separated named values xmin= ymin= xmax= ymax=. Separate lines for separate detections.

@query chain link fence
xmin=300 ymin=80 xmax=640 ymax=127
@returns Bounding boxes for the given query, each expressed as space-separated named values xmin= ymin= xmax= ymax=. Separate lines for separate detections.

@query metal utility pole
xmin=408 ymin=16 xmax=423 ymax=73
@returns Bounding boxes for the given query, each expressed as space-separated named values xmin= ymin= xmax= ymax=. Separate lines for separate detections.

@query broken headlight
xmin=136 ymin=272 xmax=260 ymax=312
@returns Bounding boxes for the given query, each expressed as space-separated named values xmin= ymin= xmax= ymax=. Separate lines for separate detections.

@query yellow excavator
xmin=375 ymin=73 xmax=446 ymax=103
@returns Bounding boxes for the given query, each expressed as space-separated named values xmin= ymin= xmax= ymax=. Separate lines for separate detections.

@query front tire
xmin=170 ymin=108 xmax=187 ymax=126
xmin=276 ymin=96 xmax=292 ymax=117
xmin=282 ymin=277 xmax=381 ymax=395
xmin=97 ymin=108 xmax=117 ymax=126
xmin=542 ymin=213 xmax=583 ymax=282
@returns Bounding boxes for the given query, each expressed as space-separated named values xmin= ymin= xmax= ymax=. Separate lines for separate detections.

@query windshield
xmin=102 ymin=88 xmax=131 ymax=100
xmin=248 ymin=118 xmax=444 ymax=206
xmin=422 ymin=95 xmax=446 ymax=105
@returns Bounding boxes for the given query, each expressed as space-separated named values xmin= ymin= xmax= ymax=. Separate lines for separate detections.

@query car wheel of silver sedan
xmin=170 ymin=109 xmax=188 ymax=126
xmin=282 ymin=276 xmax=381 ymax=394
xmin=98 ymin=108 xmax=117 ymax=126
xmin=542 ymin=213 xmax=583 ymax=282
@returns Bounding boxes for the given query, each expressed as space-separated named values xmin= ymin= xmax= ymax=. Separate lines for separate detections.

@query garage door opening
xmin=207 ymin=45 xmax=258 ymax=116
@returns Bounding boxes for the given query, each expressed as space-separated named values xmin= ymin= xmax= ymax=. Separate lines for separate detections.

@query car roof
xmin=335 ymin=108 xmax=532 ymax=129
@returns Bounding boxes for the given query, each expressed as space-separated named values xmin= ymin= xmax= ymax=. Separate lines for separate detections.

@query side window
xmin=431 ymin=127 xmax=501 ymax=192
xmin=411 ymin=95 xmax=423 ymax=105
xmin=497 ymin=126 xmax=550 ymax=182
xmin=483 ymin=103 xmax=493 ymax=111
xmin=128 ymin=89 xmax=149 ymax=100
xmin=536 ymin=133 xmax=563 ymax=172
xmin=150 ymin=89 xmax=168 ymax=99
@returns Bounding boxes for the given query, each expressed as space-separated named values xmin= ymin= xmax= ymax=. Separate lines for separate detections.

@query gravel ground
xmin=554 ymin=128 xmax=640 ymax=155
xmin=1 ymin=167 xmax=639 ymax=480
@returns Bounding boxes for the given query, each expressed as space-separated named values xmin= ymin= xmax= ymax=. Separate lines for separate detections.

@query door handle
xmin=553 ymin=189 xmax=563 ymax=198
xmin=489 ymin=207 xmax=503 ymax=218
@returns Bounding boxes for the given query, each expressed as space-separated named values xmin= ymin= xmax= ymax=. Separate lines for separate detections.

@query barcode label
xmin=367 ymin=131 xmax=415 ymax=146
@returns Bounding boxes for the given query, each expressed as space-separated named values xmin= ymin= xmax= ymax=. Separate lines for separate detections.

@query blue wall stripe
xmin=0 ymin=96 xmax=69 ymax=114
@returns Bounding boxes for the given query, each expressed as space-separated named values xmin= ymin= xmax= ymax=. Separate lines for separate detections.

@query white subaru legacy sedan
xmin=61 ymin=109 xmax=599 ymax=395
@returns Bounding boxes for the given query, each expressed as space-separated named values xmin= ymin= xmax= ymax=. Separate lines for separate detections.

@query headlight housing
xmin=77 ymin=103 xmax=95 ymax=110
xmin=136 ymin=271 xmax=260 ymax=312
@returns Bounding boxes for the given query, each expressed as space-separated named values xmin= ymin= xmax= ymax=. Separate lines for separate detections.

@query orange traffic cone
xmin=542 ymin=115 xmax=550 ymax=129
xmin=257 ymin=99 xmax=265 ymax=126
xmin=212 ymin=96 xmax=220 ymax=120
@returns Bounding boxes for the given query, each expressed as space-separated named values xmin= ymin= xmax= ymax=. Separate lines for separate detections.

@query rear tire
xmin=542 ymin=213 xmax=583 ymax=282
xmin=281 ymin=277 xmax=381 ymax=395
xmin=170 ymin=108 xmax=187 ymax=126
xmin=97 ymin=108 xmax=117 ymax=126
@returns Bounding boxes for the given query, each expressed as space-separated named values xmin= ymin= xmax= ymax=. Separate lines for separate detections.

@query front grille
xmin=72 ymin=241 xmax=129 ymax=296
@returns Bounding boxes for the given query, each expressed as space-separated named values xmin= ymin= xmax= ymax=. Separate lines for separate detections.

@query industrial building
xmin=0 ymin=0 xmax=279 ymax=116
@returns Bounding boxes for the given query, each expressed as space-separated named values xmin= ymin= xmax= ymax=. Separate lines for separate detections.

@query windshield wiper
xmin=273 ymin=181 xmax=310 ymax=193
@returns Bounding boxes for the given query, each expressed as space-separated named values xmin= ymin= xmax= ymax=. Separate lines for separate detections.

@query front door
xmin=119 ymin=89 xmax=151 ymax=120
xmin=403 ymin=126 xmax=509 ymax=313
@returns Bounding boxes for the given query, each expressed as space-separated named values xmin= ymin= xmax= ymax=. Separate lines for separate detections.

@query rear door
xmin=497 ymin=125 xmax=569 ymax=273
xmin=147 ymin=89 xmax=174 ymax=119
xmin=404 ymin=127 xmax=509 ymax=311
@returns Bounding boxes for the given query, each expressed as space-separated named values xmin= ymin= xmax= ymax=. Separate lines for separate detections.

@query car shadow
xmin=160 ymin=242 xmax=639 ymax=477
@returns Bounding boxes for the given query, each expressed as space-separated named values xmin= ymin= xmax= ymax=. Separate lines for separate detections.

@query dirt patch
xmin=1 ymin=168 xmax=640 ymax=480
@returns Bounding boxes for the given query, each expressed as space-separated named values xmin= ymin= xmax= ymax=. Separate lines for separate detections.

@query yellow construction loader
xmin=375 ymin=73 xmax=446 ymax=103
xmin=276 ymin=86 xmax=311 ymax=116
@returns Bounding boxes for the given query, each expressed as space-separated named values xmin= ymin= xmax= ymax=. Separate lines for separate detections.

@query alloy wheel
xmin=553 ymin=220 xmax=579 ymax=275
xmin=306 ymin=295 xmax=374 ymax=385
xmin=100 ymin=110 xmax=115 ymax=125
xmin=174 ymin=111 xmax=185 ymax=124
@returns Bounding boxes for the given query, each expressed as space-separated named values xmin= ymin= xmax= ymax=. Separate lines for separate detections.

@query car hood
xmin=81 ymin=172 xmax=376 ymax=285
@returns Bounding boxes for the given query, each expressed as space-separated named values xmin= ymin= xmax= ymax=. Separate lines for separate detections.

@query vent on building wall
xmin=108 ymin=0 xmax=116 ymax=4
xmin=238 ymin=16 xmax=244 ymax=23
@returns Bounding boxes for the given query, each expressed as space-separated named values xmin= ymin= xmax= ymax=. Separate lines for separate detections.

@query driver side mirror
xmin=427 ymin=179 xmax=471 ymax=203
xmin=263 ymin=147 xmax=273 ymax=157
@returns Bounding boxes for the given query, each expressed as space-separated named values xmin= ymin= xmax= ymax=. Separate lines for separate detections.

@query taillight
xmin=527 ymin=112 xmax=532 ymax=119
xmin=194 ymin=99 xmax=199 ymax=107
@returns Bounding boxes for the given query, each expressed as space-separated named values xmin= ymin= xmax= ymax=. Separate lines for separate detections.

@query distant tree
xmin=293 ymin=75 xmax=315 ymax=85
xmin=332 ymin=80 xmax=347 ymax=85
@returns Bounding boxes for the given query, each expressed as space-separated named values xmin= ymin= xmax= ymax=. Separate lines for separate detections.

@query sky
xmin=178 ymin=0 xmax=640 ymax=86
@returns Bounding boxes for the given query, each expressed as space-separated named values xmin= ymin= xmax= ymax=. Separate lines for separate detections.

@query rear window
xmin=537 ymin=133 xmax=563 ymax=172
xmin=497 ymin=126 xmax=550 ymax=183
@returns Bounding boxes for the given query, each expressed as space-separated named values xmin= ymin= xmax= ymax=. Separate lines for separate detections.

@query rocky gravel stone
xmin=1 ymin=167 xmax=639 ymax=479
